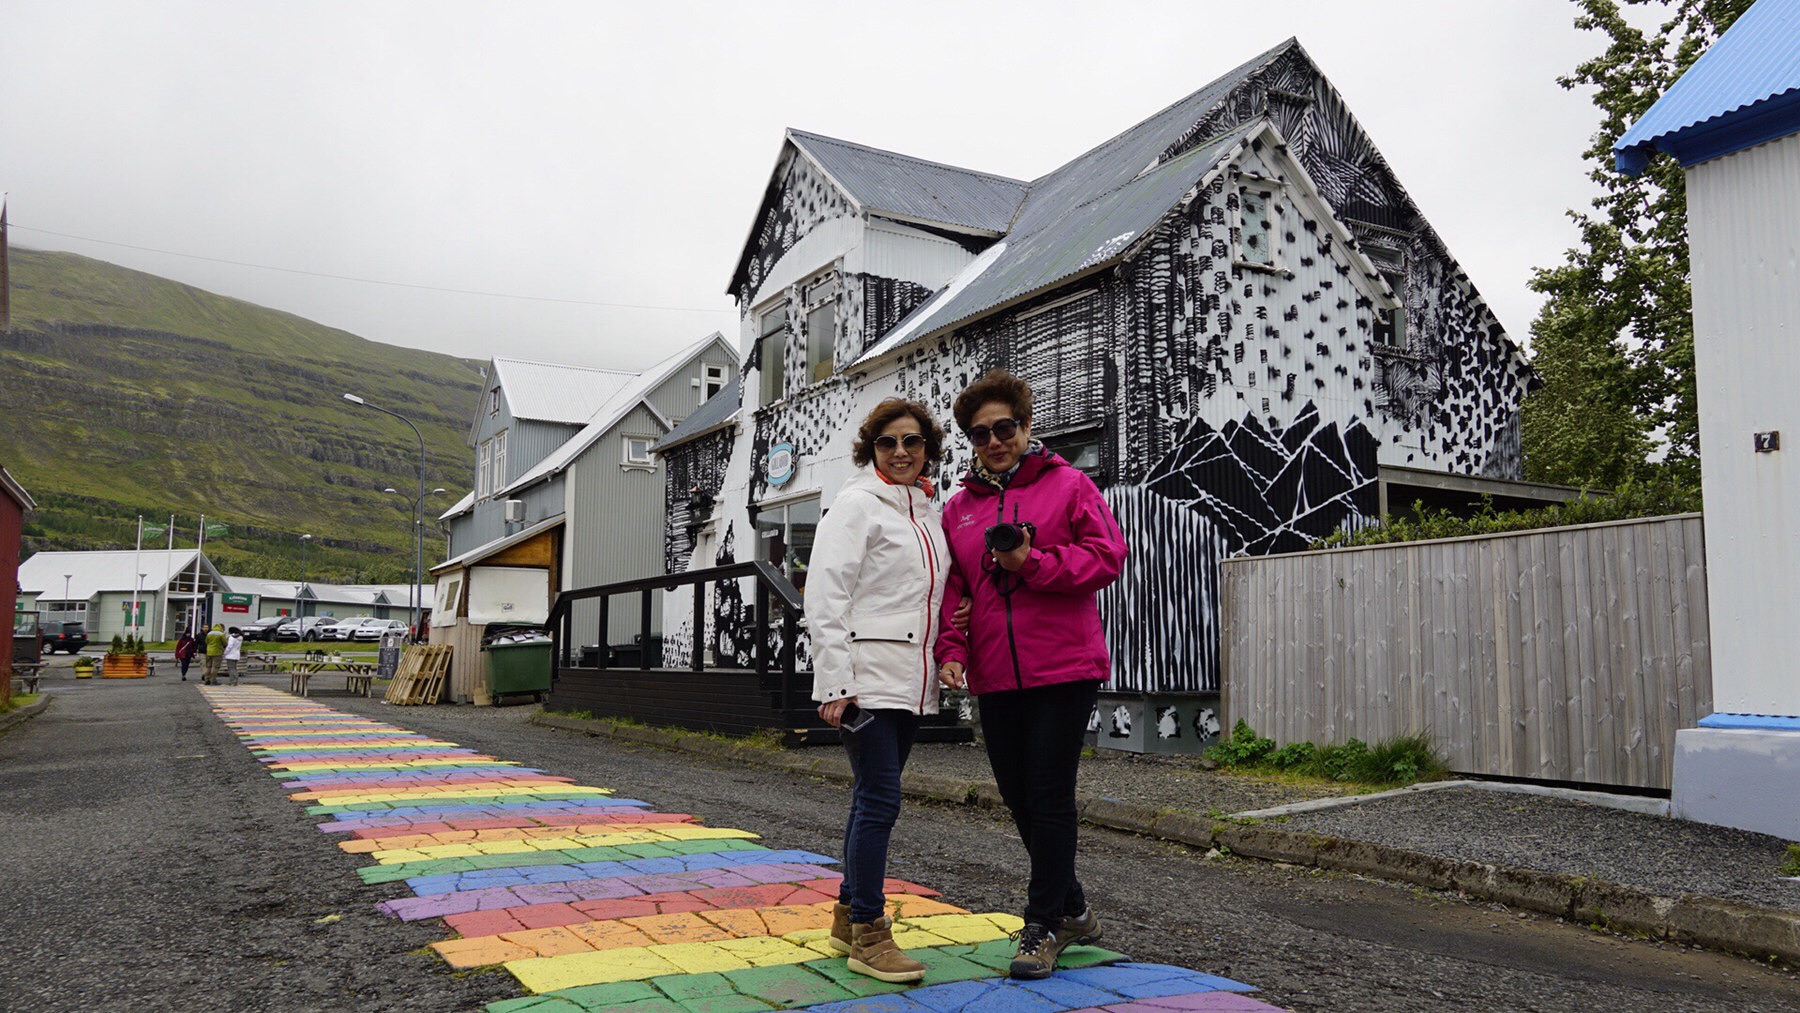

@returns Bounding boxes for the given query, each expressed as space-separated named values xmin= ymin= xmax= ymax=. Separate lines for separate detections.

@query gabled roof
xmin=1615 ymin=0 xmax=1800 ymax=173
xmin=439 ymin=490 xmax=476 ymax=522
xmin=787 ymin=129 xmax=1029 ymax=235
xmin=19 ymin=549 xmax=215 ymax=600
xmin=222 ymin=575 xmax=308 ymax=599
xmin=468 ymin=357 xmax=640 ymax=444
xmin=0 ymin=465 xmax=34 ymax=511
xmin=497 ymin=333 xmax=734 ymax=497
xmin=652 ymin=376 xmax=740 ymax=453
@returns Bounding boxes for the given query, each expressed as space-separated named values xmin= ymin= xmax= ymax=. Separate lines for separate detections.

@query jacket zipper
xmin=904 ymin=487 xmax=937 ymax=710
xmin=997 ymin=490 xmax=1023 ymax=690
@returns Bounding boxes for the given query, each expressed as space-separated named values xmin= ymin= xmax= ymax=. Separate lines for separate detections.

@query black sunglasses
xmin=966 ymin=418 xmax=1020 ymax=446
xmin=873 ymin=433 xmax=927 ymax=452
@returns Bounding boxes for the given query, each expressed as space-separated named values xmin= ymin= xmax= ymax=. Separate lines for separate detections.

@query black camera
xmin=984 ymin=521 xmax=1036 ymax=553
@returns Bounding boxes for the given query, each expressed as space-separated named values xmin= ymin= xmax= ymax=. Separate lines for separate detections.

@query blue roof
xmin=1615 ymin=0 xmax=1800 ymax=173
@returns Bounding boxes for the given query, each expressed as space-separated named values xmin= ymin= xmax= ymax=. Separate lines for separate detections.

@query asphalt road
xmin=5 ymin=670 xmax=1800 ymax=1013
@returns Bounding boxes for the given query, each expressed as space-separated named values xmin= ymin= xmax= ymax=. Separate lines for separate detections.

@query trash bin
xmin=482 ymin=633 xmax=553 ymax=697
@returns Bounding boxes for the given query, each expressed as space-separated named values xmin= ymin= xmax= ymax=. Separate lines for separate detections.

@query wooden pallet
xmin=383 ymin=644 xmax=453 ymax=705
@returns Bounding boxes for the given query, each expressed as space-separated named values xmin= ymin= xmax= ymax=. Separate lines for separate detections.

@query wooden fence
xmin=1219 ymin=514 xmax=1711 ymax=790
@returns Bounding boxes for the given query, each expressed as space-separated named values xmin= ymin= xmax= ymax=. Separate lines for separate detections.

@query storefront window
xmin=755 ymin=496 xmax=819 ymax=590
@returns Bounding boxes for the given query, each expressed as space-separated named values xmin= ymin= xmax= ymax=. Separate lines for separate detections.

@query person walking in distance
xmin=807 ymin=399 xmax=960 ymax=984
xmin=935 ymin=370 xmax=1127 ymax=980
xmin=223 ymin=626 xmax=244 ymax=686
xmin=174 ymin=627 xmax=198 ymax=682
xmin=203 ymin=623 xmax=226 ymax=685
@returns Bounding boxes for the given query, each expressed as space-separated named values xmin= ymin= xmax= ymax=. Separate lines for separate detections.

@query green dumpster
xmin=483 ymin=638 xmax=553 ymax=697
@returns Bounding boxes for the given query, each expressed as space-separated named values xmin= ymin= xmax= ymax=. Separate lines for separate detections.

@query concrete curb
xmin=0 ymin=693 xmax=52 ymax=737
xmin=529 ymin=710 xmax=1800 ymax=967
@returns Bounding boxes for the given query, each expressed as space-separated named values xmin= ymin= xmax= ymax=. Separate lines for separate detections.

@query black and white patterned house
xmin=656 ymin=38 xmax=1534 ymax=751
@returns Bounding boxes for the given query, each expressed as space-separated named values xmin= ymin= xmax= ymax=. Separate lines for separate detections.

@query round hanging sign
xmin=765 ymin=442 xmax=796 ymax=486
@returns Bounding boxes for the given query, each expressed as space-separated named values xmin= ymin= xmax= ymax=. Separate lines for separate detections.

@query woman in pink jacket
xmin=936 ymin=369 xmax=1128 ymax=980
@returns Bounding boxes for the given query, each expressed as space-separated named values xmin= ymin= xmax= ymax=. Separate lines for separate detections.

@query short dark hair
xmin=851 ymin=399 xmax=947 ymax=469
xmin=953 ymin=369 xmax=1033 ymax=432
xmin=228 ymin=627 xmax=240 ymax=634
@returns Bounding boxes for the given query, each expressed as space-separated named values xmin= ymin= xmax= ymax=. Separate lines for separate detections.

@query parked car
xmin=318 ymin=617 xmax=375 ymax=641
xmin=239 ymin=616 xmax=290 ymax=642
xmin=273 ymin=616 xmax=331 ymax=642
xmin=352 ymin=618 xmax=409 ymax=642
xmin=41 ymin=621 xmax=88 ymax=655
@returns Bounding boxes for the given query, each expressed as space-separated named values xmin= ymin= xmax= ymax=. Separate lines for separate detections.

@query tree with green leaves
xmin=1522 ymin=0 xmax=1753 ymax=492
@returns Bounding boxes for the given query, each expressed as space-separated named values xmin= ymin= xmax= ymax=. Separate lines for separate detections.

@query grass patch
xmin=1205 ymin=720 xmax=1446 ymax=788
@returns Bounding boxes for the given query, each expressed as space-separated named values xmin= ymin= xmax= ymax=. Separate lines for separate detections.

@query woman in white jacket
xmin=807 ymin=397 xmax=956 ymax=984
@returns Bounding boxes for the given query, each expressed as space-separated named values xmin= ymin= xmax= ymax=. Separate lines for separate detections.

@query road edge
xmin=0 ymin=693 xmax=52 ymax=737
xmin=529 ymin=710 xmax=1800 ymax=967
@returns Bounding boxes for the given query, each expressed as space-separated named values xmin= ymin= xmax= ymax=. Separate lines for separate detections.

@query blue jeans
xmin=839 ymin=708 xmax=920 ymax=924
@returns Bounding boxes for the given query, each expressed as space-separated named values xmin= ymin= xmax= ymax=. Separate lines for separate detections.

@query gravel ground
xmin=8 ymin=672 xmax=1800 ymax=1013
xmin=1274 ymin=787 xmax=1800 ymax=913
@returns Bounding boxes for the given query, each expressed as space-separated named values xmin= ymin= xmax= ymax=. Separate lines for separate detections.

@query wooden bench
xmin=244 ymin=652 xmax=281 ymax=675
xmin=288 ymin=660 xmax=375 ymax=698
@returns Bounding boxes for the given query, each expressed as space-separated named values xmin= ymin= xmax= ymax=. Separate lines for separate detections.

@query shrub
xmin=109 ymin=634 xmax=125 ymax=654
xmin=1205 ymin=720 xmax=1276 ymax=766
xmin=1315 ymin=475 xmax=1702 ymax=550
xmin=1206 ymin=722 xmax=1446 ymax=787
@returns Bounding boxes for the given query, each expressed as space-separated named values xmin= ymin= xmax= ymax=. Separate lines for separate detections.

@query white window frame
xmin=491 ymin=430 xmax=508 ymax=491
xmin=477 ymin=439 xmax=493 ymax=500
xmin=702 ymin=363 xmax=728 ymax=402
xmin=803 ymin=270 xmax=838 ymax=384
xmin=489 ymin=387 xmax=501 ymax=416
xmin=621 ymin=434 xmax=655 ymax=470
xmin=1234 ymin=175 xmax=1281 ymax=270
xmin=756 ymin=301 xmax=788 ymax=407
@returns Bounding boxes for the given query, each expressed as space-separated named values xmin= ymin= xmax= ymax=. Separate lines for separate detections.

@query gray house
xmin=432 ymin=333 xmax=737 ymax=700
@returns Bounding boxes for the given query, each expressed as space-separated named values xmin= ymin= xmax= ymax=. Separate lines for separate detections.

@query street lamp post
xmin=384 ymin=486 xmax=446 ymax=631
xmin=62 ymin=574 xmax=72 ymax=625
xmin=299 ymin=533 xmax=312 ymax=618
xmin=343 ymin=393 xmax=427 ymax=633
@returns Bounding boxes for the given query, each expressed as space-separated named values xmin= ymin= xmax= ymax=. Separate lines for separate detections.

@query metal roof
xmin=489 ymin=358 xmax=640 ymax=427
xmin=19 ymin=549 xmax=209 ymax=600
xmin=0 ymin=465 xmax=34 ymax=511
xmin=432 ymin=513 xmax=565 ymax=573
xmin=652 ymin=375 xmax=740 ymax=453
xmin=857 ymin=123 xmax=1263 ymax=364
xmin=852 ymin=39 xmax=1300 ymax=362
xmin=1616 ymin=0 xmax=1800 ymax=173
xmin=438 ymin=490 xmax=476 ymax=522
xmin=788 ymin=129 xmax=1028 ymax=235
xmin=498 ymin=333 xmax=732 ymax=496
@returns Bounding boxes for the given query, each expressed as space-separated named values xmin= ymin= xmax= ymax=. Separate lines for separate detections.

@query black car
xmin=240 ymin=616 xmax=290 ymax=642
xmin=42 ymin=622 xmax=88 ymax=655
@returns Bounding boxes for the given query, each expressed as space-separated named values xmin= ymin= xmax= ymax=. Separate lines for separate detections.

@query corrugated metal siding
xmin=855 ymin=222 xmax=977 ymax=290
xmin=500 ymin=420 xmax=581 ymax=489
xmin=1687 ymin=133 xmax=1800 ymax=715
xmin=644 ymin=348 xmax=738 ymax=424
xmin=565 ymin=405 xmax=671 ymax=646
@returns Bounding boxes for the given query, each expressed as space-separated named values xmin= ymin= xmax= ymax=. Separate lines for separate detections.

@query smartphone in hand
xmin=839 ymin=702 xmax=875 ymax=733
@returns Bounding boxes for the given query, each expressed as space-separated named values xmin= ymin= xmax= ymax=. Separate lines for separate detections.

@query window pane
xmin=806 ymin=302 xmax=835 ymax=382
xmin=1240 ymin=190 xmax=1272 ymax=265
xmin=759 ymin=329 xmax=786 ymax=404
xmin=786 ymin=498 xmax=820 ymax=591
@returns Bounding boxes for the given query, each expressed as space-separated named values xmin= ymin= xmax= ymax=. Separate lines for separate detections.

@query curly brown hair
xmin=952 ymin=369 xmax=1033 ymax=432
xmin=851 ymin=399 xmax=947 ymax=469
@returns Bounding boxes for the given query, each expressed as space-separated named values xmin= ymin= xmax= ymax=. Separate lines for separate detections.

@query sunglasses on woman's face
xmin=965 ymin=418 xmax=1019 ymax=446
xmin=874 ymin=433 xmax=927 ymax=452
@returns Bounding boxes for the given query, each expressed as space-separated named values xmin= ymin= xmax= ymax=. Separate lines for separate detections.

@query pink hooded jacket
xmin=934 ymin=448 xmax=1127 ymax=695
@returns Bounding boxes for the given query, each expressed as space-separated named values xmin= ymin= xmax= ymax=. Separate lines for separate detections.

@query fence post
xmin=597 ymin=595 xmax=609 ymax=670
xmin=754 ymin=580 xmax=770 ymax=676
xmin=639 ymin=589 xmax=653 ymax=671
xmin=692 ymin=579 xmax=705 ymax=672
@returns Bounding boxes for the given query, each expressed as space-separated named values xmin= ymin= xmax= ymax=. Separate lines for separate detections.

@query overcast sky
xmin=3 ymin=1 xmax=1642 ymax=372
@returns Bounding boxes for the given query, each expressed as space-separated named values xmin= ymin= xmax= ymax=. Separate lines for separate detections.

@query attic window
xmin=702 ymin=364 xmax=727 ymax=402
xmin=622 ymin=435 xmax=655 ymax=469
xmin=1237 ymin=185 xmax=1277 ymax=267
xmin=804 ymin=271 xmax=838 ymax=383
xmin=1374 ymin=268 xmax=1407 ymax=350
xmin=489 ymin=387 xmax=501 ymax=416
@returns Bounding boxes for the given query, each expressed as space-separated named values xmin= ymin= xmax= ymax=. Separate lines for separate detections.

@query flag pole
xmin=157 ymin=515 xmax=176 ymax=639
xmin=132 ymin=516 xmax=144 ymax=637
xmin=192 ymin=514 xmax=207 ymax=634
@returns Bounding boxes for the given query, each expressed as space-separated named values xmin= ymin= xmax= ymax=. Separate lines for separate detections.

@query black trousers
xmin=978 ymin=678 xmax=1099 ymax=927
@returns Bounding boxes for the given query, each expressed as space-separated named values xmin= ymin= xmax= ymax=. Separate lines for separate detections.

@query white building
xmin=1615 ymin=0 xmax=1800 ymax=837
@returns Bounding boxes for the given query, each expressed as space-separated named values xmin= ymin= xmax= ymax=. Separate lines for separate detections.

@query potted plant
xmin=103 ymin=632 xmax=150 ymax=679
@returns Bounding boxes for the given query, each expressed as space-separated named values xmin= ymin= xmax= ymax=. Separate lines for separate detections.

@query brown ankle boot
xmin=847 ymin=915 xmax=925 ymax=983
xmin=828 ymin=902 xmax=852 ymax=954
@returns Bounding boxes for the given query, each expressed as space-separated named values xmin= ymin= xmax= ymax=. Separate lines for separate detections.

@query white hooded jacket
xmin=805 ymin=466 xmax=950 ymax=714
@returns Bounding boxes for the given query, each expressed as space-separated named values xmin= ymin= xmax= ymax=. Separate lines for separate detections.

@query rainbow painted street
xmin=203 ymin=685 xmax=1283 ymax=1012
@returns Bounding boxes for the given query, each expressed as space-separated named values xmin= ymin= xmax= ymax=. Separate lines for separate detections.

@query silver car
xmin=352 ymin=619 xmax=408 ymax=641
xmin=318 ymin=617 xmax=373 ymax=641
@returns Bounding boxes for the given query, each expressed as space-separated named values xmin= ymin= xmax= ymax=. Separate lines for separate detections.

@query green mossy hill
xmin=3 ymin=247 xmax=483 ymax=582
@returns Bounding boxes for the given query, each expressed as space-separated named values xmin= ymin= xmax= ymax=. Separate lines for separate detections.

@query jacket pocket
xmin=848 ymin=608 xmax=923 ymax=644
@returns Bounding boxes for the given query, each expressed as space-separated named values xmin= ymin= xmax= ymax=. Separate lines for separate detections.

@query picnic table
xmin=288 ymin=656 xmax=376 ymax=698
xmin=14 ymin=663 xmax=44 ymax=694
